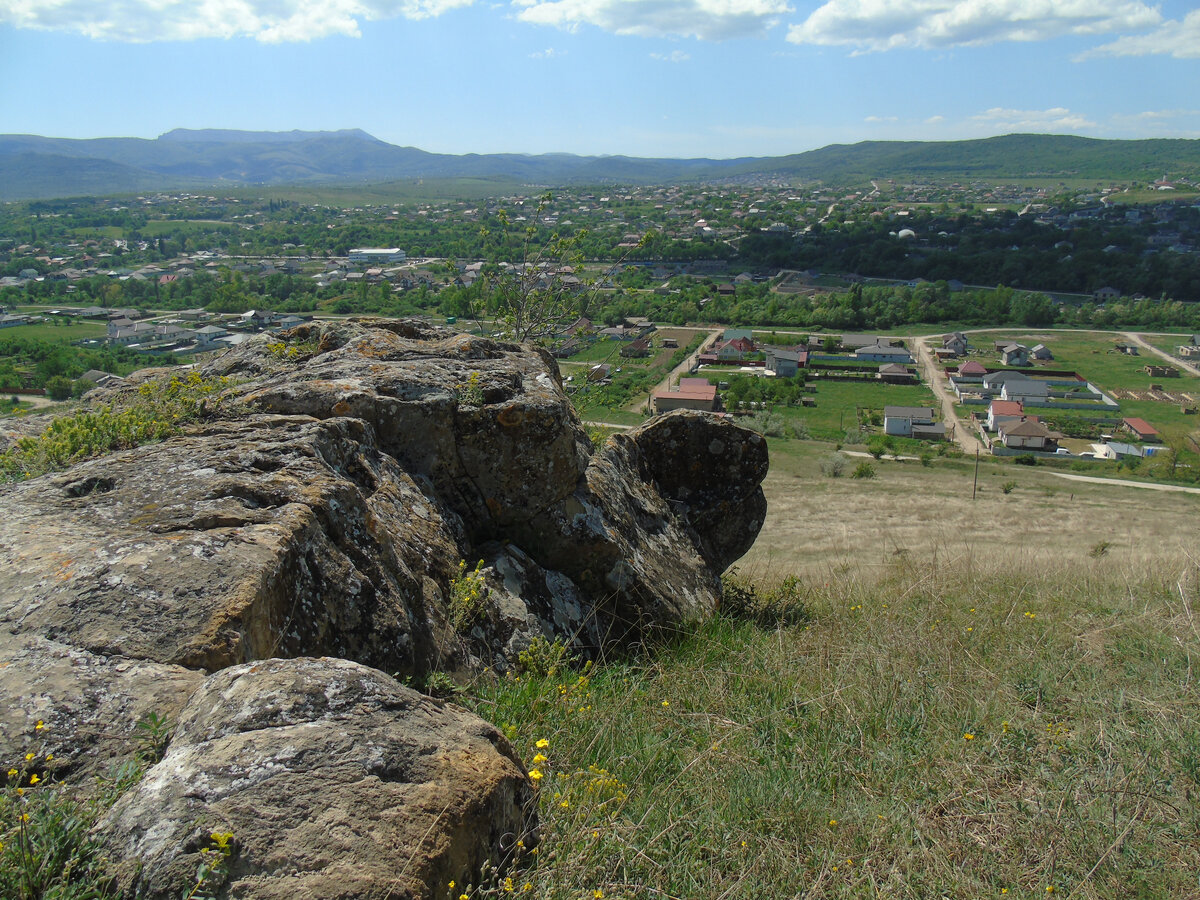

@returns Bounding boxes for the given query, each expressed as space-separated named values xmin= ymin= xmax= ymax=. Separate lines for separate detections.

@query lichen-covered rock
xmin=96 ymin=657 xmax=536 ymax=900
xmin=0 ymin=320 xmax=767 ymax=897
xmin=0 ymin=634 xmax=204 ymax=782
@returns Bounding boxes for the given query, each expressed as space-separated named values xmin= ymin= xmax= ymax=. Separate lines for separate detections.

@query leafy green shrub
xmin=851 ymin=461 xmax=877 ymax=479
xmin=449 ymin=559 xmax=488 ymax=631
xmin=456 ymin=371 xmax=484 ymax=407
xmin=516 ymin=636 xmax=574 ymax=678
xmin=867 ymin=438 xmax=887 ymax=459
xmin=720 ymin=569 xmax=809 ymax=628
xmin=420 ymin=671 xmax=461 ymax=700
xmin=820 ymin=451 xmax=848 ymax=478
xmin=0 ymin=372 xmax=234 ymax=483
xmin=1001 ymin=480 xmax=1018 ymax=494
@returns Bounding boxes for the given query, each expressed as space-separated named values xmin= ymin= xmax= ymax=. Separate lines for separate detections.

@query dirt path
xmin=1048 ymin=472 xmax=1200 ymax=496
xmin=625 ymin=327 xmax=723 ymax=413
xmin=1122 ymin=332 xmax=1200 ymax=377
xmin=9 ymin=393 xmax=56 ymax=409
xmin=912 ymin=337 xmax=985 ymax=455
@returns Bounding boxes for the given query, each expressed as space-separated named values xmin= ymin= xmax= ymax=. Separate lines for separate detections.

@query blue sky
xmin=2 ymin=0 xmax=1199 ymax=158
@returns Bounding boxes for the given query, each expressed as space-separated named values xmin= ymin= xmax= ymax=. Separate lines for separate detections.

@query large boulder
xmin=0 ymin=320 xmax=767 ymax=896
xmin=96 ymin=657 xmax=536 ymax=900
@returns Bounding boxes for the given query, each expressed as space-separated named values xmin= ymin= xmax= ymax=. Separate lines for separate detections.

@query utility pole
xmin=972 ymin=449 xmax=980 ymax=500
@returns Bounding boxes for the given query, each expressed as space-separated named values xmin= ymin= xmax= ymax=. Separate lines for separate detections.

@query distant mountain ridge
xmin=1 ymin=130 xmax=1198 ymax=200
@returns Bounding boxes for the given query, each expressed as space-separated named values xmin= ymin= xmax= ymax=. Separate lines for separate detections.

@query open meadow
xmin=469 ymin=437 xmax=1200 ymax=899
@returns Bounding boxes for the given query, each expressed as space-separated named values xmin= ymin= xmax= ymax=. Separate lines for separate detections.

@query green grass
xmin=467 ymin=557 xmax=1200 ymax=899
xmin=140 ymin=219 xmax=238 ymax=236
xmin=787 ymin=379 xmax=938 ymax=442
xmin=0 ymin=321 xmax=108 ymax=342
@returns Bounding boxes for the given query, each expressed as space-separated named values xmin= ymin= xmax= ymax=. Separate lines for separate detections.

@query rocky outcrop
xmin=0 ymin=319 xmax=767 ymax=897
xmin=97 ymin=657 xmax=534 ymax=900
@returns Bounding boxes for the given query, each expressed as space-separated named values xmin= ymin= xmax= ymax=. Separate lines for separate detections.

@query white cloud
xmin=864 ymin=115 xmax=897 ymax=123
xmin=786 ymin=0 xmax=1160 ymax=52
xmin=529 ymin=47 xmax=564 ymax=57
xmin=925 ymin=115 xmax=945 ymax=124
xmin=512 ymin=0 xmax=793 ymax=41
xmin=650 ymin=50 xmax=690 ymax=62
xmin=0 ymin=0 xmax=473 ymax=42
xmin=972 ymin=106 xmax=1097 ymax=131
xmin=1081 ymin=10 xmax=1200 ymax=58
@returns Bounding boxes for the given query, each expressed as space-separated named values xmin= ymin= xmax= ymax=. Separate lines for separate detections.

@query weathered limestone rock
xmin=97 ymin=657 xmax=536 ymax=900
xmin=0 ymin=634 xmax=204 ymax=782
xmin=0 ymin=320 xmax=767 ymax=897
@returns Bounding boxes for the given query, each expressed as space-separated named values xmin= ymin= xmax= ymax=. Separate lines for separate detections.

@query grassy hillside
xmin=4 ymin=131 xmax=1199 ymax=200
xmin=462 ymin=440 xmax=1200 ymax=898
xmin=739 ymin=133 xmax=1200 ymax=183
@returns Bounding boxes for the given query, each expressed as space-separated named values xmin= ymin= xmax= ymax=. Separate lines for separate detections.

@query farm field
xmin=0 ymin=321 xmax=108 ymax=342
xmin=740 ymin=437 xmax=1200 ymax=579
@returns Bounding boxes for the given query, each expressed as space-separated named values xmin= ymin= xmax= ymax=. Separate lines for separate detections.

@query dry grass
xmin=464 ymin=438 xmax=1200 ymax=899
xmin=742 ymin=440 xmax=1200 ymax=580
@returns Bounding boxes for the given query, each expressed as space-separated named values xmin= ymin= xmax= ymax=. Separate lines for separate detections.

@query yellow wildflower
xmin=964 ymin=733 xmax=974 ymax=741
xmin=528 ymin=768 xmax=543 ymax=781
xmin=29 ymin=773 xmax=39 ymax=785
xmin=535 ymin=739 xmax=549 ymax=749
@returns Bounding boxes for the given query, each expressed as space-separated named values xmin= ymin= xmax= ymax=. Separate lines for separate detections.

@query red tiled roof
xmin=1122 ymin=417 xmax=1159 ymax=437
xmin=989 ymin=400 xmax=1024 ymax=416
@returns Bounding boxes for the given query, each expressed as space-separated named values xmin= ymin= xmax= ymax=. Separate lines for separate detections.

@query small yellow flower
xmin=964 ymin=733 xmax=974 ymax=741
xmin=594 ymin=891 xmax=604 ymax=899
xmin=6 ymin=768 xmax=16 ymax=779
xmin=528 ymin=768 xmax=543 ymax=781
xmin=20 ymin=812 xmax=30 ymax=822
xmin=661 ymin=700 xmax=669 ymax=707
xmin=559 ymin=800 xmax=569 ymax=809
xmin=1002 ymin=889 xmax=1008 ymax=895
xmin=448 ymin=881 xmax=455 ymax=890
xmin=460 ymin=894 xmax=469 ymax=900
xmin=1046 ymin=888 xmax=1055 ymax=894
xmin=532 ymin=753 xmax=547 ymax=764
xmin=44 ymin=755 xmax=52 ymax=762
xmin=535 ymin=739 xmax=549 ymax=749
xmin=25 ymin=753 xmax=34 ymax=761
xmin=29 ymin=773 xmax=39 ymax=785
xmin=34 ymin=720 xmax=44 ymax=730
xmin=828 ymin=819 xmax=838 ymax=827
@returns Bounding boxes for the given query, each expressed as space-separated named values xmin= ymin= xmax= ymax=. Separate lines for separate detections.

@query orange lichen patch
xmin=497 ymin=407 xmax=526 ymax=428
xmin=332 ymin=400 xmax=352 ymax=416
